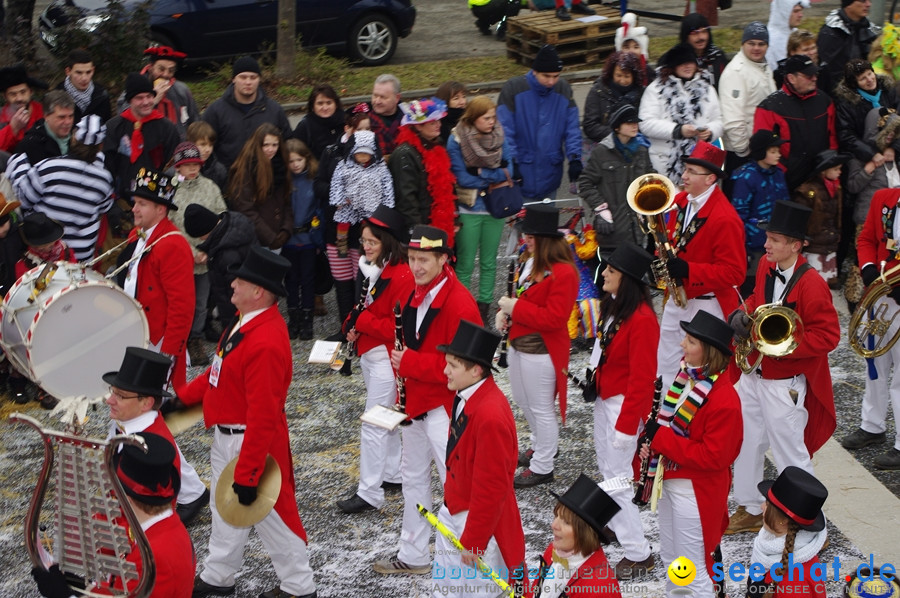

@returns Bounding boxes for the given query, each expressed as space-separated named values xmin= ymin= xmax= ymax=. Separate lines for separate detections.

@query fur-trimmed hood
xmin=833 ymin=74 xmax=895 ymax=105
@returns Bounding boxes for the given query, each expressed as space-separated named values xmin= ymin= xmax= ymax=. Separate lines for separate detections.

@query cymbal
xmin=163 ymin=404 xmax=203 ymax=436
xmin=214 ymin=454 xmax=281 ymax=528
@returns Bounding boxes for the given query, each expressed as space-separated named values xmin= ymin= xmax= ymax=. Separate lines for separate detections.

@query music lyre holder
xmin=9 ymin=412 xmax=156 ymax=598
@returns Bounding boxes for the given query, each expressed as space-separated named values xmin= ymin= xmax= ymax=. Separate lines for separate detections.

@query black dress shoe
xmin=192 ymin=577 xmax=235 ymax=597
xmin=381 ymin=481 xmax=402 ymax=492
xmin=259 ymin=588 xmax=317 ymax=598
xmin=337 ymin=494 xmax=376 ymax=514
xmin=177 ymin=488 xmax=210 ymax=525
xmin=555 ymin=7 xmax=571 ymax=20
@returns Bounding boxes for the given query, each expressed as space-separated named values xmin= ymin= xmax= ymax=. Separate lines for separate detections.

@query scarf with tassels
xmin=395 ymin=126 xmax=457 ymax=247
xmin=120 ymin=108 xmax=165 ymax=163
xmin=645 ymin=361 xmax=719 ymax=482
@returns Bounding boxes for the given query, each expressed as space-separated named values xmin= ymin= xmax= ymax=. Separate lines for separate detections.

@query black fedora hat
xmin=130 ymin=168 xmax=179 ymax=210
xmin=228 ymin=245 xmax=290 ymax=296
xmin=19 ymin=212 xmax=64 ymax=247
xmin=0 ymin=64 xmax=48 ymax=93
xmin=680 ymin=310 xmax=734 ymax=356
xmin=365 ymin=204 xmax=409 ymax=244
xmin=606 ymin=242 xmax=653 ymax=283
xmin=437 ymin=320 xmax=501 ymax=372
xmin=813 ymin=149 xmax=849 ymax=173
xmin=103 ymin=346 xmax=174 ymax=398
xmin=551 ymin=474 xmax=621 ymax=543
xmin=757 ymin=466 xmax=827 ymax=531
xmin=516 ymin=203 xmax=563 ymax=237
xmin=114 ymin=432 xmax=180 ymax=506
xmin=407 ymin=224 xmax=452 ymax=254
xmin=763 ymin=200 xmax=811 ymax=241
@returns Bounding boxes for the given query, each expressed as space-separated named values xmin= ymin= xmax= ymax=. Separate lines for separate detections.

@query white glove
xmin=498 ymin=296 xmax=518 ymax=316
xmin=495 ymin=310 xmax=509 ymax=332
xmin=612 ymin=430 xmax=637 ymax=452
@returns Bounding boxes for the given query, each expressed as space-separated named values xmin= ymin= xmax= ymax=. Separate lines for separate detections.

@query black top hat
xmin=757 ymin=465 xmax=827 ymax=531
xmin=114 ymin=432 xmax=180 ymax=506
xmin=228 ymin=245 xmax=290 ymax=296
xmin=550 ymin=473 xmax=621 ymax=543
xmin=103 ymin=346 xmax=174 ymax=398
xmin=407 ymin=224 xmax=452 ymax=253
xmin=365 ymin=204 xmax=408 ymax=244
xmin=516 ymin=203 xmax=563 ymax=237
xmin=660 ymin=43 xmax=699 ymax=69
xmin=680 ymin=310 xmax=734 ymax=356
xmin=130 ymin=168 xmax=179 ymax=210
xmin=437 ymin=319 xmax=501 ymax=372
xmin=763 ymin=200 xmax=811 ymax=241
xmin=19 ymin=212 xmax=64 ymax=247
xmin=0 ymin=64 xmax=48 ymax=93
xmin=605 ymin=242 xmax=653 ymax=283
xmin=813 ymin=149 xmax=849 ymax=172
xmin=749 ymin=129 xmax=786 ymax=161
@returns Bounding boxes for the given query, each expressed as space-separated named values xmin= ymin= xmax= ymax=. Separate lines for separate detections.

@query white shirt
xmin=683 ymin=184 xmax=716 ymax=232
xmin=454 ymin=378 xmax=487 ymax=420
xmin=123 ymin=222 xmax=158 ymax=298
xmin=773 ymin=259 xmax=797 ymax=302
xmin=415 ymin=277 xmax=448 ymax=332
xmin=108 ymin=410 xmax=159 ymax=439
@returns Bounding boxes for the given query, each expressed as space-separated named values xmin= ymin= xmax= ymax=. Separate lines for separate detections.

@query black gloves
xmin=861 ymin=264 xmax=880 ymax=287
xmin=465 ymin=166 xmax=479 ymax=176
xmin=342 ymin=307 xmax=362 ymax=336
xmin=593 ymin=214 xmax=615 ymax=236
xmin=582 ymin=367 xmax=597 ymax=403
xmin=728 ymin=309 xmax=752 ymax=340
xmin=232 ymin=482 xmax=258 ymax=506
xmin=567 ymin=159 xmax=583 ymax=183
xmin=667 ymin=257 xmax=689 ymax=280
xmin=500 ymin=159 xmax=509 ymax=168
xmin=32 ymin=566 xmax=73 ymax=598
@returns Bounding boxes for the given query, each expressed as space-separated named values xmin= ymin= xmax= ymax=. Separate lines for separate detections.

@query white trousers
xmin=431 ymin=505 xmax=504 ymax=598
xmin=861 ymin=296 xmax=900 ymax=449
xmin=357 ymin=348 xmax=403 ymax=507
xmin=658 ymin=478 xmax=715 ymax=598
xmin=508 ymin=347 xmax=558 ymax=475
xmin=397 ymin=406 xmax=450 ymax=567
xmin=657 ymin=298 xmax=724 ymax=392
xmin=201 ymin=428 xmax=316 ymax=595
xmin=175 ymin=443 xmax=207 ymax=504
xmin=733 ymin=372 xmax=812 ymax=515
xmin=593 ymin=394 xmax=652 ymax=562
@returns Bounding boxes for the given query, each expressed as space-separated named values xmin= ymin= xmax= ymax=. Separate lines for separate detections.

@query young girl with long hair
xmin=228 ymin=123 xmax=293 ymax=251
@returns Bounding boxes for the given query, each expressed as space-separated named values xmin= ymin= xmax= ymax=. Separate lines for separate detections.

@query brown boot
xmin=314 ymin=295 xmax=328 ymax=316
xmin=187 ymin=338 xmax=210 ymax=367
xmin=725 ymin=506 xmax=763 ymax=535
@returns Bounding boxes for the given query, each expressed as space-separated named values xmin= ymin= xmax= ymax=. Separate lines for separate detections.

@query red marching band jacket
xmin=594 ymin=302 xmax=660 ymax=435
xmin=859 ymin=188 xmax=900 ymax=270
xmin=524 ymin=543 xmax=622 ymax=598
xmin=509 ymin=262 xmax=579 ymax=423
xmin=351 ymin=262 xmax=414 ymax=358
xmin=741 ymin=255 xmax=839 ymax=456
xmin=664 ymin=186 xmax=746 ymax=319
xmin=444 ymin=377 xmax=525 ymax=575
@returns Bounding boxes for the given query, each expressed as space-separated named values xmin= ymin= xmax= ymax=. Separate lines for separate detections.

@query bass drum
xmin=0 ymin=262 xmax=149 ymax=400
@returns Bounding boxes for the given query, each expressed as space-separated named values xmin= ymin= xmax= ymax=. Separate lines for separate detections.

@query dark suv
xmin=40 ymin=0 xmax=416 ymax=66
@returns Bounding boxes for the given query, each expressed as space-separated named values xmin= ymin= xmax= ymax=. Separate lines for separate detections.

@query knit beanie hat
xmin=125 ymin=72 xmax=155 ymax=102
xmin=184 ymin=204 xmax=220 ymax=238
xmin=742 ymin=21 xmax=769 ymax=44
xmin=533 ymin=45 xmax=563 ymax=73
xmin=609 ymin=103 xmax=641 ymax=130
xmin=842 ymin=0 xmax=856 ymax=7
xmin=75 ymin=114 xmax=106 ymax=146
xmin=173 ymin=141 xmax=204 ymax=167
xmin=232 ymin=56 xmax=261 ymax=77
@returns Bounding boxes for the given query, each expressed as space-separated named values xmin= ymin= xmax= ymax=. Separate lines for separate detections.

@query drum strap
xmin=106 ymin=232 xmax=183 ymax=281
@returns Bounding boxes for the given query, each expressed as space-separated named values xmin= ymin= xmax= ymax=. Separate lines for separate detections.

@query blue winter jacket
xmin=497 ymin=71 xmax=582 ymax=198
xmin=730 ymin=161 xmax=789 ymax=251
xmin=287 ymin=172 xmax=322 ymax=248
xmin=446 ymin=133 xmax=513 ymax=213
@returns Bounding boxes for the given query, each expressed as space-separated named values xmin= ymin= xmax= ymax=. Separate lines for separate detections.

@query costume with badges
xmin=524 ymin=545 xmax=621 ymax=598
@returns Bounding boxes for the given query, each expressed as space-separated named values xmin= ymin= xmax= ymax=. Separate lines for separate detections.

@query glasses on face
xmin=684 ymin=167 xmax=711 ymax=177
xmin=108 ymin=386 xmax=145 ymax=400
xmin=359 ymin=237 xmax=381 ymax=247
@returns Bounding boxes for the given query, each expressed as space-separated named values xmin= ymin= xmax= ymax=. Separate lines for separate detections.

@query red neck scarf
xmin=121 ymin=108 xmax=165 ymax=163
xmin=410 ymin=263 xmax=452 ymax=308
xmin=823 ymin=177 xmax=840 ymax=198
xmin=395 ymin=126 xmax=457 ymax=247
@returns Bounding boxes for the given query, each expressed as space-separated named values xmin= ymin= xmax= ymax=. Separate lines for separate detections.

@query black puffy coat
xmin=833 ymin=76 xmax=899 ymax=162
xmin=198 ymin=211 xmax=259 ymax=323
xmin=581 ymin=80 xmax=643 ymax=143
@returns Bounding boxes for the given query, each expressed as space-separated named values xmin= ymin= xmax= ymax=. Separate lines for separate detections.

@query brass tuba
xmin=849 ymin=261 xmax=900 ymax=358
xmin=734 ymin=303 xmax=804 ymax=374
xmin=626 ymin=174 xmax=687 ymax=307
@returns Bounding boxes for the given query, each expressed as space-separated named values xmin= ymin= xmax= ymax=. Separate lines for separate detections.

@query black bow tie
xmin=771 ymin=269 xmax=786 ymax=284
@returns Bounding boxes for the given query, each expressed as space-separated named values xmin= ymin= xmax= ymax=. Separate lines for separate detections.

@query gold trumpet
xmin=849 ymin=260 xmax=900 ymax=358
xmin=735 ymin=303 xmax=804 ymax=374
xmin=626 ymin=173 xmax=687 ymax=308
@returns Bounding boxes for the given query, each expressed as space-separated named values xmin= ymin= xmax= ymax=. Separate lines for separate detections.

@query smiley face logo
xmin=668 ymin=556 xmax=697 ymax=586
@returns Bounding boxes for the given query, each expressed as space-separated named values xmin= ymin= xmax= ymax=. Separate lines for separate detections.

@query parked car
xmin=40 ymin=0 xmax=416 ymax=66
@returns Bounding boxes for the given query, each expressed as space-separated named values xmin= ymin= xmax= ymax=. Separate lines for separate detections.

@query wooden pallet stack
xmin=505 ymin=6 xmax=622 ymax=70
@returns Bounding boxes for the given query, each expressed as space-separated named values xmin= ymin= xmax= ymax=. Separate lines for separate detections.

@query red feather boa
xmin=395 ymin=126 xmax=457 ymax=248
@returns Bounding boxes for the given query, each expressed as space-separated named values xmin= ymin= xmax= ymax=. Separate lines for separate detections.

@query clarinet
xmin=393 ymin=301 xmax=411 ymax=426
xmin=497 ymin=259 xmax=516 ymax=368
xmin=339 ymin=277 xmax=370 ymax=376
xmin=633 ymin=376 xmax=663 ymax=506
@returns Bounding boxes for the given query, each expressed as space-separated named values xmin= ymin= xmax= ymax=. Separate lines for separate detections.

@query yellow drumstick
xmin=416 ymin=504 xmax=515 ymax=598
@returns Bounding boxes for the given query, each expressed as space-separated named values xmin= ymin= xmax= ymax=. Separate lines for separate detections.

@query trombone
xmin=626 ymin=174 xmax=687 ymax=307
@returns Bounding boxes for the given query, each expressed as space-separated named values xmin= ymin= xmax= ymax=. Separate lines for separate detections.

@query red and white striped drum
xmin=0 ymin=261 xmax=149 ymax=400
